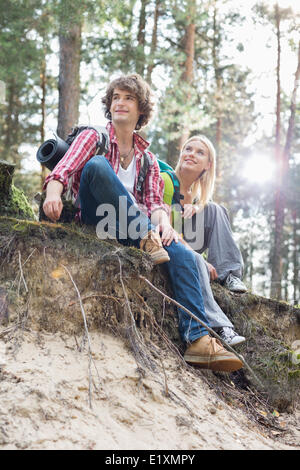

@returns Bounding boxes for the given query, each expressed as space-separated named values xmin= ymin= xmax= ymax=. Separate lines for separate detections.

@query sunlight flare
xmin=242 ymin=153 xmax=276 ymax=184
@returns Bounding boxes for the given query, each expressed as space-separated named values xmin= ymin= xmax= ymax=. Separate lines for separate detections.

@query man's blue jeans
xmin=79 ymin=155 xmax=210 ymax=343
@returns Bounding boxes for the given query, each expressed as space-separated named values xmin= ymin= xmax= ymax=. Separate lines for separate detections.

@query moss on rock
xmin=0 ymin=160 xmax=35 ymax=220
xmin=8 ymin=184 xmax=35 ymax=219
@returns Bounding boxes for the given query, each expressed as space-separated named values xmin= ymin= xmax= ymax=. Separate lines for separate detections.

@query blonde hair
xmin=175 ymin=135 xmax=216 ymax=208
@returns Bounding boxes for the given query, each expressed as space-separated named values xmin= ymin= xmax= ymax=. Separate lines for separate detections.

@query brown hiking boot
xmin=140 ymin=230 xmax=170 ymax=265
xmin=184 ymin=335 xmax=243 ymax=372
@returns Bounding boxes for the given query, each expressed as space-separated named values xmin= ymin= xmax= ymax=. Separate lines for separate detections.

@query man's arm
xmin=42 ymin=128 xmax=99 ymax=222
xmin=43 ymin=180 xmax=64 ymax=222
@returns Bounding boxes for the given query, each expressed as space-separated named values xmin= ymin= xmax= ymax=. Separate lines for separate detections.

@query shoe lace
xmin=210 ymin=336 xmax=226 ymax=353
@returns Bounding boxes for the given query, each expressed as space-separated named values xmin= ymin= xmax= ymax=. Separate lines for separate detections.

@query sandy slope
xmin=0 ymin=329 xmax=299 ymax=450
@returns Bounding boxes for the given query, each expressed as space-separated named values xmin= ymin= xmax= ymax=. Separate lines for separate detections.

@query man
xmin=43 ymin=73 xmax=243 ymax=372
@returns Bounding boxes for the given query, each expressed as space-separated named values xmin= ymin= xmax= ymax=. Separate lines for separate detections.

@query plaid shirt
xmin=43 ymin=122 xmax=169 ymax=219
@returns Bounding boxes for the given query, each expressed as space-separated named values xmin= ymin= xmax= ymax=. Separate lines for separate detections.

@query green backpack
xmin=139 ymin=155 xmax=181 ymax=204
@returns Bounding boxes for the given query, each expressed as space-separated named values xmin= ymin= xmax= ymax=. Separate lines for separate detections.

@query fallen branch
xmin=139 ymin=275 xmax=264 ymax=390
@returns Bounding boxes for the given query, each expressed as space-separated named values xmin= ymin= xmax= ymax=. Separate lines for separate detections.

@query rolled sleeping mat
xmin=36 ymin=134 xmax=70 ymax=171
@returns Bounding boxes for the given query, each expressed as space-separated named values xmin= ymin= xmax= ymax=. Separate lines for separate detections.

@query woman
xmin=161 ymin=135 xmax=245 ymax=346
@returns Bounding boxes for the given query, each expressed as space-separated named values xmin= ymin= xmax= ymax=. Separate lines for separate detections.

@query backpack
xmin=36 ymin=125 xmax=110 ymax=172
xmin=65 ymin=125 xmax=110 ymax=155
xmin=160 ymin=169 xmax=182 ymax=205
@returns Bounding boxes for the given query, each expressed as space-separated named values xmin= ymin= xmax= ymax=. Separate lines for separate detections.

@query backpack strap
xmin=136 ymin=150 xmax=153 ymax=192
xmin=157 ymin=159 xmax=174 ymax=172
xmin=91 ymin=126 xmax=110 ymax=155
xmin=65 ymin=125 xmax=109 ymax=156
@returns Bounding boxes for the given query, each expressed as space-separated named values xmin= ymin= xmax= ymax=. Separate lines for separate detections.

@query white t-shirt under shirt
xmin=117 ymin=155 xmax=137 ymax=203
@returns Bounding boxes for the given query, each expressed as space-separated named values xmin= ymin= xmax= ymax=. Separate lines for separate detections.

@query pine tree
xmin=0 ymin=0 xmax=45 ymax=166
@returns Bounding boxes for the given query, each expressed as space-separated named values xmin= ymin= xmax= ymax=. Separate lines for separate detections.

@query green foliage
xmin=0 ymin=0 xmax=48 ymax=165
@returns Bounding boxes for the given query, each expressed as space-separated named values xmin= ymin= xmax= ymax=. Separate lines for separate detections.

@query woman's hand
xmin=182 ymin=204 xmax=200 ymax=219
xmin=206 ymin=261 xmax=218 ymax=281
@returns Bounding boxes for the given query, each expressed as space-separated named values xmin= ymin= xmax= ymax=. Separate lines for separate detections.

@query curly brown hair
xmin=101 ymin=73 xmax=154 ymax=130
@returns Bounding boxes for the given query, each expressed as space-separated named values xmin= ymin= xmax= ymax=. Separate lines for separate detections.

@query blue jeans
xmin=79 ymin=155 xmax=152 ymax=245
xmin=79 ymin=155 xmax=210 ymax=343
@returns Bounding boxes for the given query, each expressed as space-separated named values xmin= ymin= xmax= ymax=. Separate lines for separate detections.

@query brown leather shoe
xmin=140 ymin=230 xmax=170 ymax=265
xmin=184 ymin=335 xmax=243 ymax=372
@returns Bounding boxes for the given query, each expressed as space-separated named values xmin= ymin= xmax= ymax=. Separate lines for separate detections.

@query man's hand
xmin=157 ymin=223 xmax=179 ymax=247
xmin=206 ymin=261 xmax=218 ymax=281
xmin=43 ymin=180 xmax=64 ymax=222
xmin=151 ymin=209 xmax=179 ymax=246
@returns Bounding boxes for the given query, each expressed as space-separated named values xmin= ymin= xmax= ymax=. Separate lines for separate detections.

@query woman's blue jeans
xmin=79 ymin=155 xmax=210 ymax=343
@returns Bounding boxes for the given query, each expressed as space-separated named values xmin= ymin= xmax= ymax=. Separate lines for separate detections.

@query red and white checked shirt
xmin=43 ymin=122 xmax=169 ymax=219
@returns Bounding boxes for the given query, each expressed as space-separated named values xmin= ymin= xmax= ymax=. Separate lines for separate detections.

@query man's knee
xmin=166 ymin=240 xmax=197 ymax=265
xmin=82 ymin=155 xmax=110 ymax=182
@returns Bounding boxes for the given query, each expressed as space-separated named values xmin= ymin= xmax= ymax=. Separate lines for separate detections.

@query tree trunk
xmin=40 ymin=52 xmax=47 ymax=188
xmin=178 ymin=1 xmax=196 ymax=150
xmin=57 ymin=22 xmax=82 ymax=139
xmin=167 ymin=0 xmax=196 ymax=166
xmin=3 ymin=79 xmax=17 ymax=164
xmin=212 ymin=0 xmax=222 ymax=202
xmin=275 ymin=4 xmax=281 ymax=163
xmin=282 ymin=41 xmax=300 ymax=160
xmin=271 ymin=38 xmax=300 ymax=299
xmin=136 ymin=0 xmax=149 ymax=76
xmin=4 ymin=81 xmax=14 ymax=153
xmin=282 ymin=239 xmax=290 ymax=301
xmin=271 ymin=4 xmax=283 ymax=299
xmin=146 ymin=0 xmax=160 ymax=84
xmin=292 ymin=210 xmax=299 ymax=305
